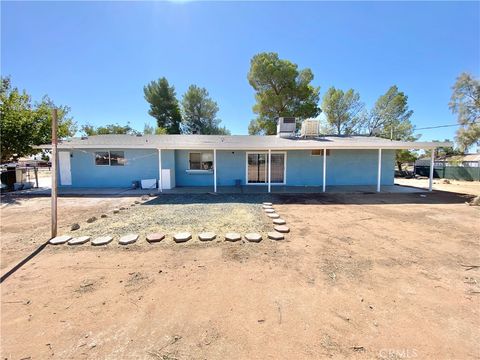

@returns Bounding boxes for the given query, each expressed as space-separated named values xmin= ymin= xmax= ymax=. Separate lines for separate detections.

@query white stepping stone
xmin=264 ymin=209 xmax=275 ymax=213
xmin=119 ymin=234 xmax=138 ymax=245
xmin=245 ymin=233 xmax=262 ymax=243
xmin=174 ymin=232 xmax=192 ymax=243
xmin=273 ymin=218 xmax=286 ymax=225
xmin=146 ymin=233 xmax=165 ymax=243
xmin=274 ymin=225 xmax=290 ymax=233
xmin=198 ymin=232 xmax=216 ymax=241
xmin=268 ymin=232 xmax=284 ymax=241
xmin=91 ymin=236 xmax=113 ymax=246
xmin=267 ymin=213 xmax=280 ymax=219
xmin=262 ymin=205 xmax=273 ymax=209
xmin=262 ymin=202 xmax=273 ymax=206
xmin=68 ymin=236 xmax=90 ymax=245
xmin=49 ymin=235 xmax=72 ymax=245
xmin=225 ymin=232 xmax=241 ymax=242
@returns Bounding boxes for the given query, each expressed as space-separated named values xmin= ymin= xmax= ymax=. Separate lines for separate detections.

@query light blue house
xmin=49 ymin=131 xmax=447 ymax=193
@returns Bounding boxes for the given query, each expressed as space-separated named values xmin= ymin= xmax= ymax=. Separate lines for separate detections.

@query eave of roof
xmin=37 ymin=134 xmax=453 ymax=150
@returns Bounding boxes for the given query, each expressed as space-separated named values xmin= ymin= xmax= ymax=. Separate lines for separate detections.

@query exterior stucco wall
xmin=61 ymin=148 xmax=159 ymax=188
xmin=63 ymin=147 xmax=395 ymax=188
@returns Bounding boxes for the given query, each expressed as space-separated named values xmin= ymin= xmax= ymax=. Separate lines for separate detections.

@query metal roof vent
xmin=276 ymin=117 xmax=297 ymax=138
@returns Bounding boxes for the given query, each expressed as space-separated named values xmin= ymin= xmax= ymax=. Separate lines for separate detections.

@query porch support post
xmin=377 ymin=148 xmax=382 ymax=193
xmin=323 ymin=148 xmax=327 ymax=192
xmin=429 ymin=149 xmax=434 ymax=192
xmin=158 ymin=149 xmax=162 ymax=192
xmin=213 ymin=149 xmax=217 ymax=193
xmin=268 ymin=149 xmax=271 ymax=193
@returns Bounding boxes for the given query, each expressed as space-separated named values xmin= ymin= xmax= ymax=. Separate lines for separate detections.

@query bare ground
xmin=1 ymin=191 xmax=479 ymax=360
xmin=395 ymin=177 xmax=480 ymax=196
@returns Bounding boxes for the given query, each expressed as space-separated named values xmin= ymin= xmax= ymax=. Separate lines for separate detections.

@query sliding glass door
xmin=247 ymin=152 xmax=285 ymax=184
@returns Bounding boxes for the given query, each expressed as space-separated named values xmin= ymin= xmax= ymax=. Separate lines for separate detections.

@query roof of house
xmin=40 ymin=134 xmax=452 ymax=150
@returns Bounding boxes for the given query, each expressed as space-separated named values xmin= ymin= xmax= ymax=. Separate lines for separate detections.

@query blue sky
xmin=2 ymin=1 xmax=479 ymax=142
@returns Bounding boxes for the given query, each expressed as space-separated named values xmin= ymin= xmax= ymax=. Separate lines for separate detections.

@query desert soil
xmin=1 ymin=191 xmax=479 ymax=360
xmin=395 ymin=177 xmax=480 ymax=196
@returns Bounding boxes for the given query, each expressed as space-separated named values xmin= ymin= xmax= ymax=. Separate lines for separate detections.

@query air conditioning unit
xmin=276 ymin=117 xmax=297 ymax=138
xmin=300 ymin=119 xmax=320 ymax=138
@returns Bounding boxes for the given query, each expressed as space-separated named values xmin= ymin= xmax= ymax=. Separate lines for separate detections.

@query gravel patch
xmin=69 ymin=194 xmax=272 ymax=240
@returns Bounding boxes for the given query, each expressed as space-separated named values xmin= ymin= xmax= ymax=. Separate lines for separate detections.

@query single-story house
xmin=42 ymin=129 xmax=450 ymax=193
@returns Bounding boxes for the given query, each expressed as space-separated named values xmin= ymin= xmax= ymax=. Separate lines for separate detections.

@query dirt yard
xmin=395 ymin=177 xmax=480 ymax=196
xmin=1 ymin=191 xmax=479 ymax=359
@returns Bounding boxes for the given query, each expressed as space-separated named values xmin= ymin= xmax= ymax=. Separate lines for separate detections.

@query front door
xmin=247 ymin=152 xmax=285 ymax=184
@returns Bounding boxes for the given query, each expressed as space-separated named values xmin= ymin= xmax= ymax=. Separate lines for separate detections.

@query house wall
xmin=63 ymin=148 xmax=395 ymax=188
xmin=60 ymin=149 xmax=159 ymax=187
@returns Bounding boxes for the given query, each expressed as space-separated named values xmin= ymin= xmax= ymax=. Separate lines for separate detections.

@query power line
xmin=414 ymin=121 xmax=479 ymax=131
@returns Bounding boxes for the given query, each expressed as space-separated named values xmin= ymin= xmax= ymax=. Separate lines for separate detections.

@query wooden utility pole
xmin=51 ymin=109 xmax=58 ymax=238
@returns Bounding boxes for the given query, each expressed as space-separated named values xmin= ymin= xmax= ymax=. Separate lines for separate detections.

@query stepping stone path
xmin=49 ymin=235 xmax=72 ymax=245
xmin=264 ymin=209 xmax=275 ymax=213
xmin=263 ymin=202 xmax=273 ymax=206
xmin=273 ymin=218 xmax=286 ymax=225
xmin=225 ymin=232 xmax=241 ymax=242
xmin=174 ymin=232 xmax=192 ymax=243
xmin=267 ymin=232 xmax=285 ymax=241
xmin=119 ymin=234 xmax=138 ymax=245
xmin=198 ymin=232 xmax=216 ymax=241
xmin=146 ymin=233 xmax=165 ymax=243
xmin=262 ymin=205 xmax=273 ymax=209
xmin=267 ymin=213 xmax=280 ymax=219
xmin=245 ymin=233 xmax=262 ymax=243
xmin=91 ymin=236 xmax=113 ymax=246
xmin=68 ymin=236 xmax=90 ymax=245
xmin=274 ymin=225 xmax=290 ymax=233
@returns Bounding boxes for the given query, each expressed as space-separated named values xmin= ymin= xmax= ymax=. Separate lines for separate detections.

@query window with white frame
xmin=95 ymin=151 xmax=126 ymax=166
xmin=189 ymin=152 xmax=213 ymax=170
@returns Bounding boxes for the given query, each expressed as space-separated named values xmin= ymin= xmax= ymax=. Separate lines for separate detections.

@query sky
xmin=2 ymin=1 xmax=479 ymax=143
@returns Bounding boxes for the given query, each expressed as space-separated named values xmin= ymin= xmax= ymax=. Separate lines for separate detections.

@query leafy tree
xmin=143 ymin=77 xmax=182 ymax=134
xmin=396 ymin=150 xmax=418 ymax=172
xmin=81 ymin=122 xmax=138 ymax=136
xmin=321 ymin=87 xmax=364 ymax=135
xmin=424 ymin=139 xmax=463 ymax=158
xmin=181 ymin=85 xmax=230 ymax=135
xmin=143 ymin=122 xmax=167 ymax=135
xmin=364 ymin=85 xmax=414 ymax=139
xmin=0 ymin=77 xmax=76 ymax=162
xmin=247 ymin=52 xmax=321 ymax=135
xmin=449 ymin=72 xmax=480 ymax=151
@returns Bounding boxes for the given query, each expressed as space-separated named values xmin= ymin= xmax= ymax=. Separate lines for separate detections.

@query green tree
xmin=365 ymin=85 xmax=414 ymax=139
xmin=143 ymin=77 xmax=182 ymax=134
xmin=81 ymin=122 xmax=138 ymax=136
xmin=181 ymin=85 xmax=230 ymax=135
xmin=143 ymin=122 xmax=167 ymax=135
xmin=247 ymin=52 xmax=321 ymax=135
xmin=0 ymin=77 xmax=76 ymax=162
xmin=321 ymin=87 xmax=364 ymax=135
xmin=449 ymin=72 xmax=480 ymax=151
xmin=396 ymin=150 xmax=418 ymax=172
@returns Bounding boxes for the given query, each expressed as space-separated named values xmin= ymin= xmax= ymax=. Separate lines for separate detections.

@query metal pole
xmin=51 ymin=109 xmax=58 ymax=238
xmin=429 ymin=150 xmax=434 ymax=192
xmin=323 ymin=148 xmax=327 ymax=192
xmin=34 ymin=166 xmax=39 ymax=188
xmin=268 ymin=149 xmax=271 ymax=193
xmin=377 ymin=148 xmax=382 ymax=193
xmin=213 ymin=149 xmax=217 ymax=193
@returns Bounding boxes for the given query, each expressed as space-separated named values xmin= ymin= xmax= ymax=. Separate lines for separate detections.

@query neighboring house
xmin=41 ymin=129 xmax=450 ymax=192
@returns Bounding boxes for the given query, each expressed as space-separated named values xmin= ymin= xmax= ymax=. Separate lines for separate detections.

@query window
xmin=189 ymin=152 xmax=213 ymax=170
xmin=311 ymin=149 xmax=330 ymax=156
xmin=95 ymin=151 xmax=125 ymax=166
